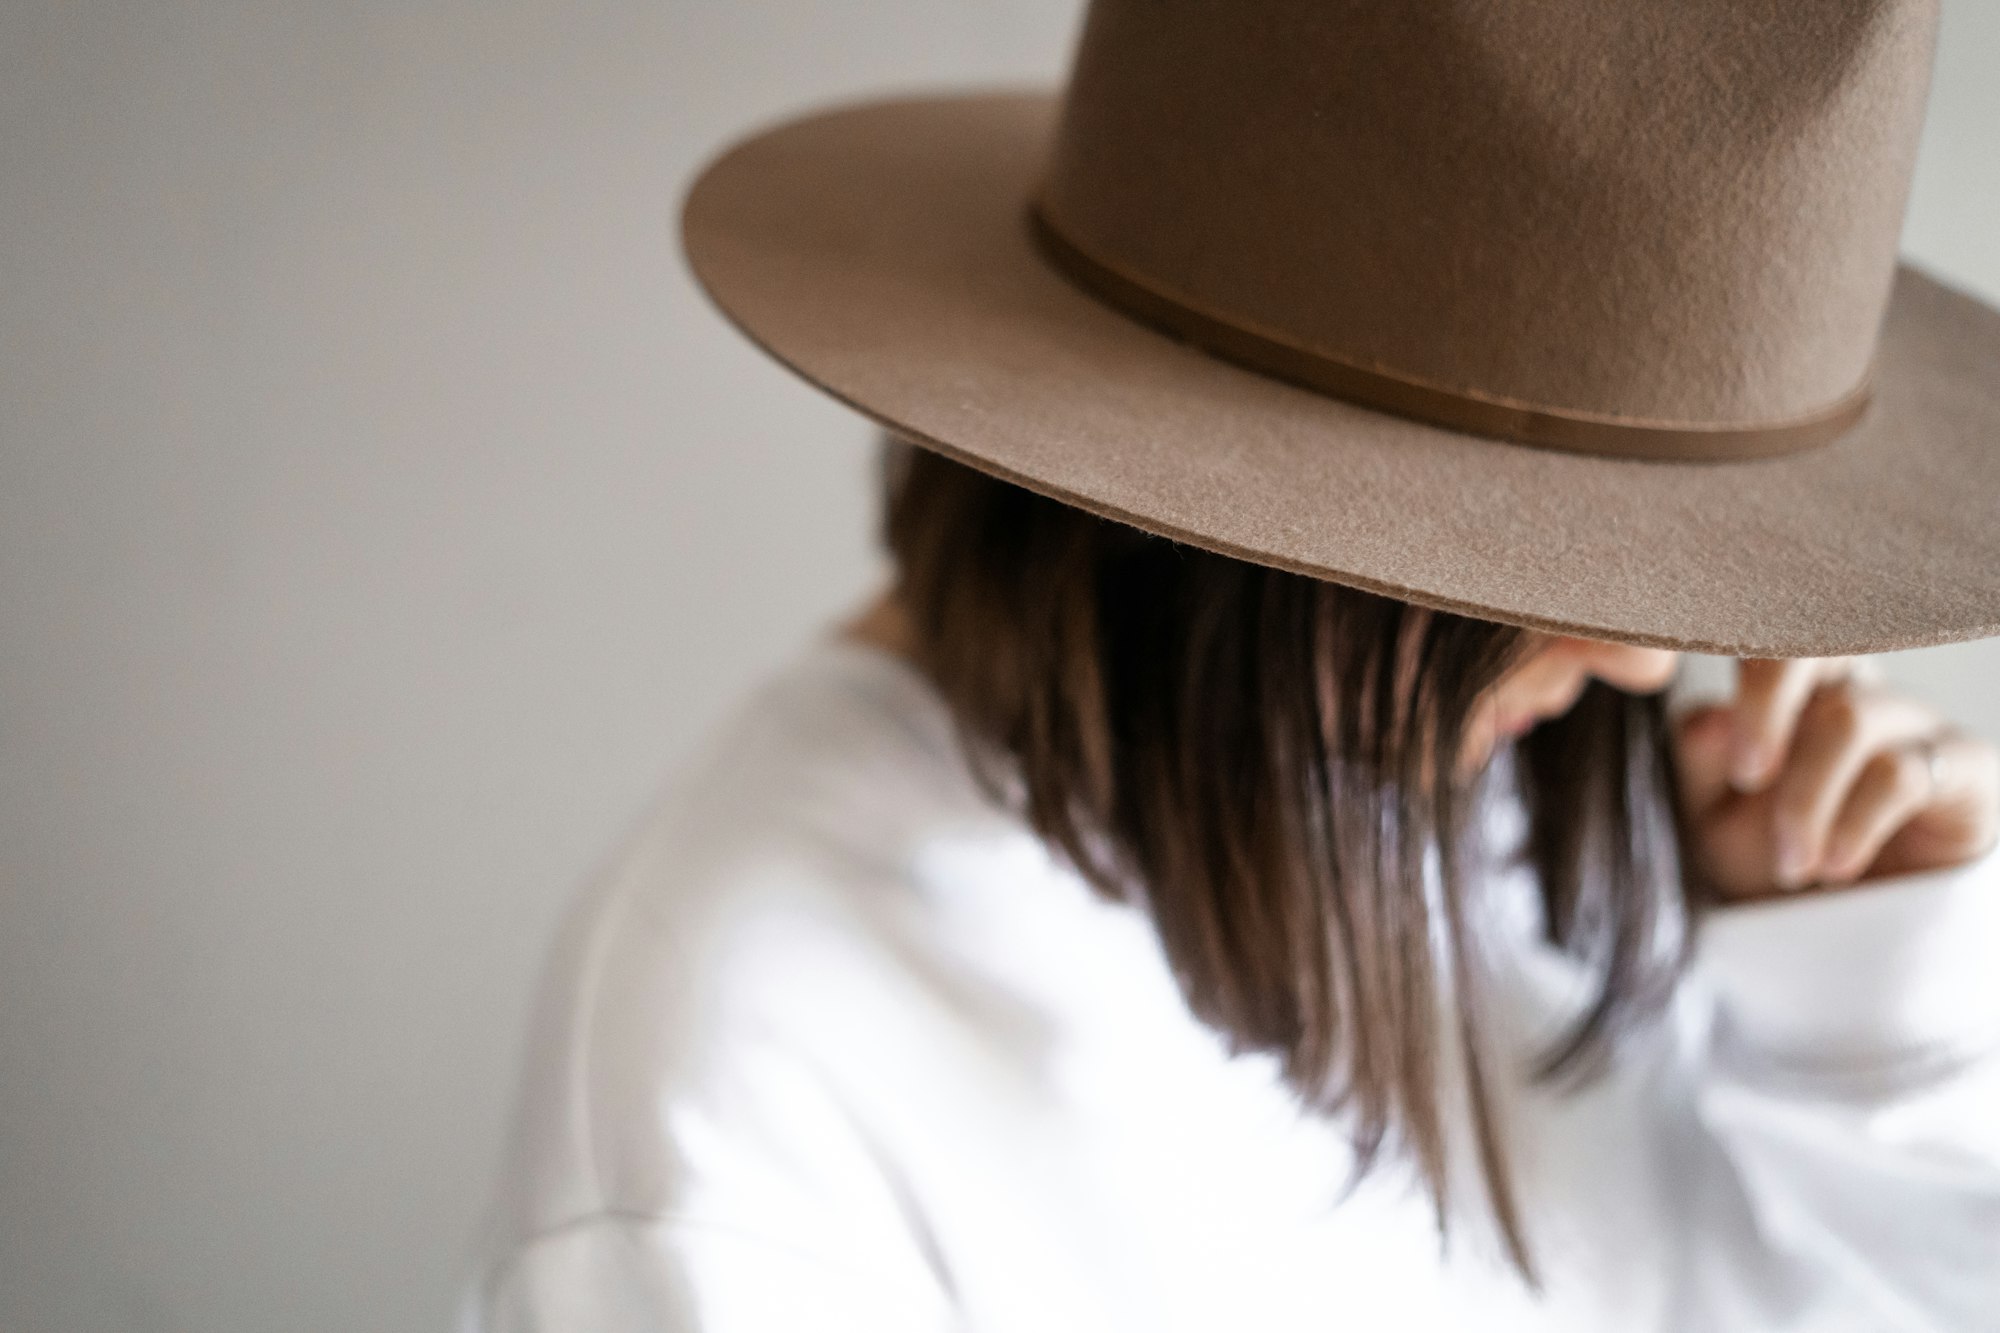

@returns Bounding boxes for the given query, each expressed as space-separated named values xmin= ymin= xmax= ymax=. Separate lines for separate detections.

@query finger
xmin=1872 ymin=731 xmax=2000 ymax=879
xmin=1729 ymin=657 xmax=1856 ymax=793
xmin=1817 ymin=738 xmax=1944 ymax=883
xmin=1766 ymin=680 xmax=1939 ymax=888
xmin=1672 ymin=703 xmax=1738 ymax=818
xmin=1847 ymin=655 xmax=1887 ymax=687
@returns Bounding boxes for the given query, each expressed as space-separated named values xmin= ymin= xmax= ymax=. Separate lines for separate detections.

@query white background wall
xmin=1 ymin=4 xmax=1994 ymax=1330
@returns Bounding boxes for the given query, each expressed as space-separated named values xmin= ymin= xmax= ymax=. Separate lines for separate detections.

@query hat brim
xmin=681 ymin=90 xmax=2000 ymax=657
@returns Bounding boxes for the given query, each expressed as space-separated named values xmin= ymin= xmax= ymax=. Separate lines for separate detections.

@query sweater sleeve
xmin=1675 ymin=843 xmax=2000 ymax=1329
xmin=461 ymin=1211 xmax=962 ymax=1333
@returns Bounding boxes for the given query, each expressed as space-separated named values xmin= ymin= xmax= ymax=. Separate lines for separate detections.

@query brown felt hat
xmin=680 ymin=0 xmax=2000 ymax=657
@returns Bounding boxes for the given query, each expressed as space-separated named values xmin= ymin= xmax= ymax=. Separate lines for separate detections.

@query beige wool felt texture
xmin=680 ymin=0 xmax=2000 ymax=658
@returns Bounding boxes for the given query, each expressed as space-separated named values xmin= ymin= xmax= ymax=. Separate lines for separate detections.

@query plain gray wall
xmin=1 ymin=4 xmax=1993 ymax=1330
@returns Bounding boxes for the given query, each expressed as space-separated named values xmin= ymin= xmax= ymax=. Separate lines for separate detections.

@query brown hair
xmin=877 ymin=433 xmax=1706 ymax=1294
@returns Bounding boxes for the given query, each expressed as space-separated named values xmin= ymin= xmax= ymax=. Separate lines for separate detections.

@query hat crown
xmin=1038 ymin=0 xmax=1940 ymax=440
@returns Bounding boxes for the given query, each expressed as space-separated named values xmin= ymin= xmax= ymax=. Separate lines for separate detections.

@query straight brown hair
xmin=876 ymin=433 xmax=1709 ymax=1294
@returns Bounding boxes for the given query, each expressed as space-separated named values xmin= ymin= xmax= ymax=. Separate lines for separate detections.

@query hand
xmin=1671 ymin=657 xmax=2000 ymax=904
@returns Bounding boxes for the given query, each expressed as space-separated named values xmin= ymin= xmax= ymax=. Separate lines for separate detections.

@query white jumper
xmin=463 ymin=635 xmax=2000 ymax=1332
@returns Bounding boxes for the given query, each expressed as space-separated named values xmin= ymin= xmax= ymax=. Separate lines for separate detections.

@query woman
xmin=467 ymin=3 xmax=2000 ymax=1327
xmin=464 ymin=432 xmax=2000 ymax=1330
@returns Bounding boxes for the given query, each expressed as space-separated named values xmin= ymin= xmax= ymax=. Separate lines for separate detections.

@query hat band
xmin=1028 ymin=201 xmax=1872 ymax=463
